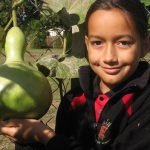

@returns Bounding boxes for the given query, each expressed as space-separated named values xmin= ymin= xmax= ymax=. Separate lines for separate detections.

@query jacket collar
xmin=123 ymin=61 xmax=150 ymax=89
xmin=78 ymin=65 xmax=95 ymax=98
xmin=78 ymin=61 xmax=150 ymax=98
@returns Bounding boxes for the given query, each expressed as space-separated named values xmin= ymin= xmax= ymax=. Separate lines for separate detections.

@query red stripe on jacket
xmin=71 ymin=93 xmax=86 ymax=109
xmin=122 ymin=93 xmax=134 ymax=116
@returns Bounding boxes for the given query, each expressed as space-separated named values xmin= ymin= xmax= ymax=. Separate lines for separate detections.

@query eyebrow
xmin=88 ymin=34 xmax=135 ymax=41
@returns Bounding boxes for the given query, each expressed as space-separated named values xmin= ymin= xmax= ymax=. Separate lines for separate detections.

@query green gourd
xmin=0 ymin=26 xmax=52 ymax=119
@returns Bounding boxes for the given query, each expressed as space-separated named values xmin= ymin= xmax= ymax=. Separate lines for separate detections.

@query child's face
xmin=85 ymin=8 xmax=146 ymax=93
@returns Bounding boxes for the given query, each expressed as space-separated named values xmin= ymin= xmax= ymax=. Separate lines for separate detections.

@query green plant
xmin=34 ymin=0 xmax=95 ymax=98
xmin=0 ymin=0 xmax=52 ymax=119
xmin=43 ymin=0 xmax=95 ymax=54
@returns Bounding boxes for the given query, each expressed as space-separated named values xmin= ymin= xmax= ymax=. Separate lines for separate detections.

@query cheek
xmin=87 ymin=49 xmax=100 ymax=64
xmin=118 ymin=49 xmax=141 ymax=65
xmin=88 ymin=54 xmax=99 ymax=65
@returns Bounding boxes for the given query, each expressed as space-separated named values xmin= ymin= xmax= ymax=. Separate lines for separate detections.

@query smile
xmin=102 ymin=67 xmax=121 ymax=75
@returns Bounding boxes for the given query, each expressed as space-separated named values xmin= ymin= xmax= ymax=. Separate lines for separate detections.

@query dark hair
xmin=85 ymin=0 xmax=149 ymax=39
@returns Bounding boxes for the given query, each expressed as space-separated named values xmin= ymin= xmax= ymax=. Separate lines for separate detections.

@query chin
xmin=103 ymin=78 xmax=123 ymax=87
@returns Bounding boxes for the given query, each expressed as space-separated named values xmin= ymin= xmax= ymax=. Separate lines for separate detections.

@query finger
xmin=0 ymin=126 xmax=20 ymax=137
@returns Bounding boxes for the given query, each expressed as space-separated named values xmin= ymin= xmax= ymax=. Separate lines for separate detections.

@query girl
xmin=0 ymin=0 xmax=150 ymax=149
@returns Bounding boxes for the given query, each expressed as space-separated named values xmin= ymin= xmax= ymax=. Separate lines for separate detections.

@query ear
xmin=141 ymin=36 xmax=150 ymax=57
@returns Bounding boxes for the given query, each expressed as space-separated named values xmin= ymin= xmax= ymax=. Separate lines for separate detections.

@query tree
xmin=0 ymin=0 xmax=62 ymax=49
xmin=18 ymin=0 xmax=63 ymax=48
xmin=43 ymin=0 xmax=95 ymax=55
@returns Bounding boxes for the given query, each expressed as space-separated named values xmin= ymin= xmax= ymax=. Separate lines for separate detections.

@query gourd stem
xmin=12 ymin=0 xmax=24 ymax=27
xmin=13 ymin=0 xmax=24 ymax=8
xmin=12 ymin=9 xmax=17 ymax=27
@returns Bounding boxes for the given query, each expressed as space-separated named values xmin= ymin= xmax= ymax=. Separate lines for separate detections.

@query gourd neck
xmin=5 ymin=50 xmax=24 ymax=63
xmin=4 ymin=27 xmax=25 ymax=64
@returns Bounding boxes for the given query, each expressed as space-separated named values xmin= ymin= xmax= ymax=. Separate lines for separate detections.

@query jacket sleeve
xmin=45 ymin=91 xmax=84 ymax=150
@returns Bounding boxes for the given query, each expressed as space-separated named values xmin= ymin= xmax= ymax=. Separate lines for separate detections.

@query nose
xmin=103 ymin=43 xmax=118 ymax=64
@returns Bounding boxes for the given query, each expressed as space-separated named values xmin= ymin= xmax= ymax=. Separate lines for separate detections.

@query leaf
xmin=58 ymin=56 xmax=88 ymax=78
xmin=43 ymin=0 xmax=95 ymax=24
xmin=35 ymin=55 xmax=89 ymax=79
xmin=56 ymin=62 xmax=71 ymax=78
xmin=58 ymin=8 xmax=79 ymax=27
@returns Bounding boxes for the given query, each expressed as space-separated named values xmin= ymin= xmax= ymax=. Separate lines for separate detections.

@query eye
xmin=116 ymin=41 xmax=132 ymax=48
xmin=91 ymin=40 xmax=103 ymax=47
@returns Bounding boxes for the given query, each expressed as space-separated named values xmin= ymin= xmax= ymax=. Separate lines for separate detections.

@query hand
xmin=0 ymin=119 xmax=55 ymax=145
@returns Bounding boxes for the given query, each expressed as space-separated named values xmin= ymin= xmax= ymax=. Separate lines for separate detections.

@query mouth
xmin=102 ymin=67 xmax=121 ymax=75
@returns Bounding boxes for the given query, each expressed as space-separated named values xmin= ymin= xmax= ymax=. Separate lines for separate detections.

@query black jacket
xmin=46 ymin=61 xmax=150 ymax=150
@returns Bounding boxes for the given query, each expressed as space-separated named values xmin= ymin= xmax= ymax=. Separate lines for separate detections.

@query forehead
xmin=87 ymin=8 xmax=138 ymax=38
